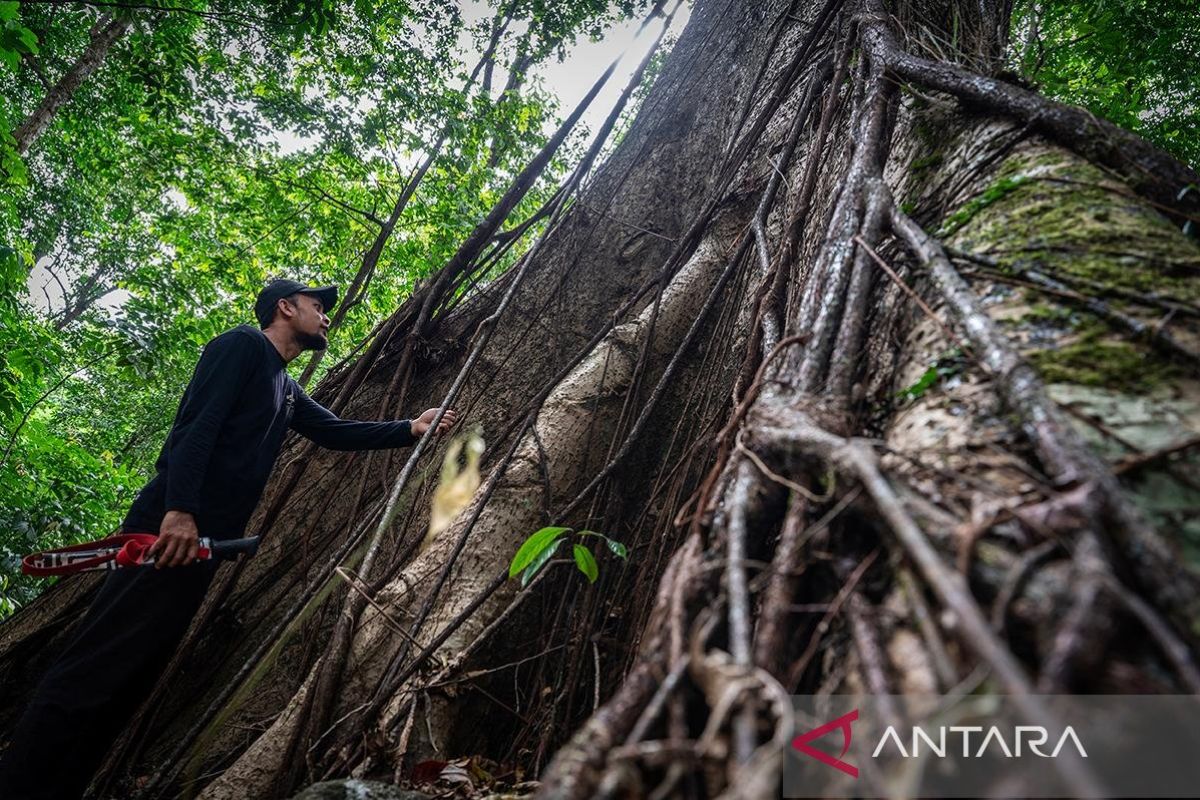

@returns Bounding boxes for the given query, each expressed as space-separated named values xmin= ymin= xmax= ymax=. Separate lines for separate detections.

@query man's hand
xmin=411 ymin=407 xmax=459 ymax=437
xmin=150 ymin=510 xmax=200 ymax=568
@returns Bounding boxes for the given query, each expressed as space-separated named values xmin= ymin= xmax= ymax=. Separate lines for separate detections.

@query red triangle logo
xmin=791 ymin=708 xmax=859 ymax=778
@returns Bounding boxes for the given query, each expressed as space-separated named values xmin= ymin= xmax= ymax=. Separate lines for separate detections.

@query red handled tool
xmin=21 ymin=534 xmax=260 ymax=577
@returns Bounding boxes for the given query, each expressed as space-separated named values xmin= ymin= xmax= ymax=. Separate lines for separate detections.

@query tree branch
xmin=860 ymin=0 xmax=1200 ymax=225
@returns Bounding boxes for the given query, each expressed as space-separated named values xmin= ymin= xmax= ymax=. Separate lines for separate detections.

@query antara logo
xmin=872 ymin=725 xmax=1088 ymax=759
xmin=791 ymin=709 xmax=1088 ymax=777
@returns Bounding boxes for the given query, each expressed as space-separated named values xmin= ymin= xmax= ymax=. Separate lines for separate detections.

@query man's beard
xmin=296 ymin=331 xmax=328 ymax=351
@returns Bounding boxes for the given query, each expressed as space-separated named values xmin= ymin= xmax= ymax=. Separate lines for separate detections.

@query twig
xmin=786 ymin=549 xmax=878 ymax=689
xmin=846 ymin=588 xmax=902 ymax=729
xmin=422 ymin=642 xmax=566 ymax=690
xmin=296 ymin=181 xmax=385 ymax=227
xmin=753 ymin=496 xmax=806 ymax=674
xmin=624 ymin=657 xmax=691 ymax=746
xmin=333 ymin=567 xmax=425 ymax=651
xmin=1113 ymin=436 xmax=1200 ymax=475
xmin=725 ymin=460 xmax=758 ymax=764
xmin=734 ymin=433 xmax=831 ymax=502
xmin=990 ymin=540 xmax=1059 ymax=634
xmin=592 ymin=641 xmax=601 ymax=712
xmin=1035 ymin=536 xmax=1110 ymax=692
xmin=948 ymin=246 xmax=1200 ymax=318
xmin=576 ymin=201 xmax=677 ymax=242
xmin=964 ymin=265 xmax=1200 ymax=366
xmin=898 ymin=566 xmax=958 ymax=689
xmin=854 ymin=234 xmax=970 ymax=357
xmin=1102 ymin=575 xmax=1200 ymax=693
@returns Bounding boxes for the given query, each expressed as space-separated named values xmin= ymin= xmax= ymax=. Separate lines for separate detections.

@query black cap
xmin=254 ymin=279 xmax=338 ymax=327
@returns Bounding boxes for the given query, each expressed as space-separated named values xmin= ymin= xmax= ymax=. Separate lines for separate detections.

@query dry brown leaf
xmin=420 ymin=430 xmax=485 ymax=554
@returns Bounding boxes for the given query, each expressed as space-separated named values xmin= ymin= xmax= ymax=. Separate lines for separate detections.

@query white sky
xmin=26 ymin=2 xmax=691 ymax=318
xmin=461 ymin=1 xmax=690 ymax=133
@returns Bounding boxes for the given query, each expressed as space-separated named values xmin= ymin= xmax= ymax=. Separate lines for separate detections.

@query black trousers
xmin=0 ymin=557 xmax=217 ymax=799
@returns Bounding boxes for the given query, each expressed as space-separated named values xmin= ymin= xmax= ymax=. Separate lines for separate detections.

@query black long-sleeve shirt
xmin=123 ymin=325 xmax=414 ymax=539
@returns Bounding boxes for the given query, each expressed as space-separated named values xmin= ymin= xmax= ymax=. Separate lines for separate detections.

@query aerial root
xmin=858 ymin=0 xmax=1200 ymax=223
xmin=747 ymin=406 xmax=1109 ymax=799
xmin=545 ymin=10 xmax=1200 ymax=800
xmin=889 ymin=203 xmax=1200 ymax=664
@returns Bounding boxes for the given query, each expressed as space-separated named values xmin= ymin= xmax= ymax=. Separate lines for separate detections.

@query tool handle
xmin=209 ymin=537 xmax=261 ymax=560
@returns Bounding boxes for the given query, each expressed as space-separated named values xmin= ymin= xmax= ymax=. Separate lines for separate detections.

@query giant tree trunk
xmin=3 ymin=1 xmax=1200 ymax=798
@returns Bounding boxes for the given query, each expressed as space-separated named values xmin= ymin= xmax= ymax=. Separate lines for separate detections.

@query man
xmin=0 ymin=279 xmax=457 ymax=799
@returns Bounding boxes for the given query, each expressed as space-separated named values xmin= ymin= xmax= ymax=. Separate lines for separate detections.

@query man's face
xmin=282 ymin=293 xmax=330 ymax=351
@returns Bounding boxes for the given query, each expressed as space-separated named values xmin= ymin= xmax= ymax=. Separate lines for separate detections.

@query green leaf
xmin=520 ymin=538 xmax=563 ymax=587
xmin=16 ymin=27 xmax=37 ymax=54
xmin=573 ymin=544 xmax=598 ymax=583
xmin=509 ymin=525 xmax=570 ymax=577
xmin=896 ymin=352 xmax=963 ymax=404
xmin=897 ymin=366 xmax=941 ymax=402
xmin=605 ymin=538 xmax=628 ymax=559
xmin=581 ymin=530 xmax=629 ymax=559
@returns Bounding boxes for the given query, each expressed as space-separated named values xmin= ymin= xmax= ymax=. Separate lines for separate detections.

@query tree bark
xmin=12 ymin=14 xmax=131 ymax=156
xmin=3 ymin=1 xmax=1199 ymax=798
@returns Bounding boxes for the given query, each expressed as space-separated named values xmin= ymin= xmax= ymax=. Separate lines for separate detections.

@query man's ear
xmin=276 ymin=297 xmax=296 ymax=321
